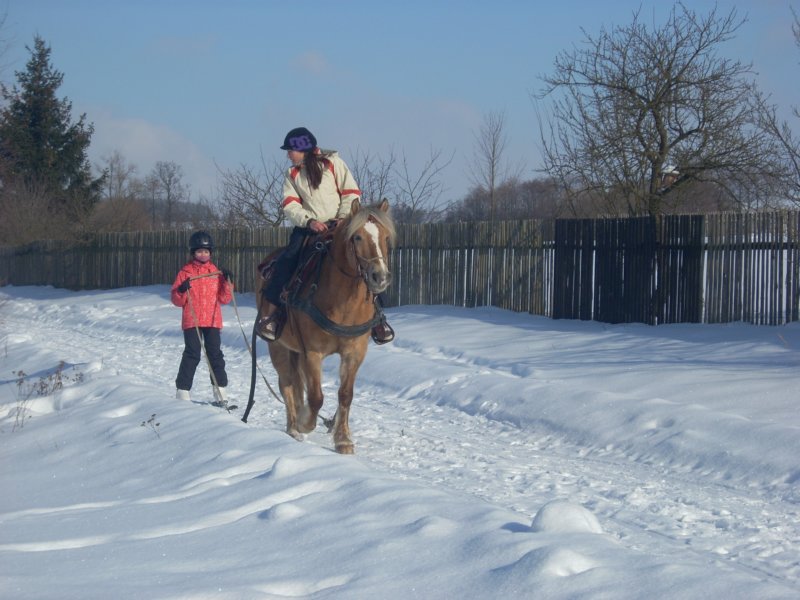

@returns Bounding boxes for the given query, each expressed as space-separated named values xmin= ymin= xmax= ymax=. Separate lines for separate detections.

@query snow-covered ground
xmin=1 ymin=285 xmax=799 ymax=599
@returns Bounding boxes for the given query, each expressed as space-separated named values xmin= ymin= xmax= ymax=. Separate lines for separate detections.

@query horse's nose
xmin=368 ymin=265 xmax=391 ymax=293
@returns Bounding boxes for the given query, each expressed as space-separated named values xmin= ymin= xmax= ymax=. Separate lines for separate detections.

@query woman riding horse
xmin=258 ymin=127 xmax=393 ymax=344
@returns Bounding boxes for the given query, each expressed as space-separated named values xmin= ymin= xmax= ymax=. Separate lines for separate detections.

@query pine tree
xmin=0 ymin=35 xmax=103 ymax=222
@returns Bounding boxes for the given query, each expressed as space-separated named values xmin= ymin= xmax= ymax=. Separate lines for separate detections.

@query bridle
xmin=332 ymin=218 xmax=390 ymax=291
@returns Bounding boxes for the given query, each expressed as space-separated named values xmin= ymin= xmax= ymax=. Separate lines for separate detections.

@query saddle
xmin=257 ymin=232 xmax=332 ymax=304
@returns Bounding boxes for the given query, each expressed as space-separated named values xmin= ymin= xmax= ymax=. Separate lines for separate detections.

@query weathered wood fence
xmin=551 ymin=212 xmax=800 ymax=325
xmin=1 ymin=212 xmax=798 ymax=325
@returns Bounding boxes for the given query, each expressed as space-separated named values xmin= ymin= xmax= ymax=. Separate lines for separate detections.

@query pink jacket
xmin=171 ymin=260 xmax=233 ymax=330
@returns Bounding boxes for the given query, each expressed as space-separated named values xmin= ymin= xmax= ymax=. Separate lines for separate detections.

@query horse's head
xmin=342 ymin=198 xmax=396 ymax=295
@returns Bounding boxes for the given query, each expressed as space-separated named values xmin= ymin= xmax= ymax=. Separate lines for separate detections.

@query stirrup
xmin=256 ymin=310 xmax=284 ymax=342
xmin=371 ymin=319 xmax=395 ymax=345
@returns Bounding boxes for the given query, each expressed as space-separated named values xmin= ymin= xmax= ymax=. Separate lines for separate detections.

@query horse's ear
xmin=378 ymin=198 xmax=389 ymax=212
xmin=350 ymin=198 xmax=361 ymax=216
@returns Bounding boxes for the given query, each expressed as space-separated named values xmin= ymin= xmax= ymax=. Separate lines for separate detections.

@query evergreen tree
xmin=0 ymin=35 xmax=102 ymax=221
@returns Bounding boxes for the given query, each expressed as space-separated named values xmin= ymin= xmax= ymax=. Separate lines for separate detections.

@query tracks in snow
xmin=6 ymin=296 xmax=799 ymax=591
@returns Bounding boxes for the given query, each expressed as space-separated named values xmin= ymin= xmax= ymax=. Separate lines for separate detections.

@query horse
xmin=249 ymin=198 xmax=395 ymax=454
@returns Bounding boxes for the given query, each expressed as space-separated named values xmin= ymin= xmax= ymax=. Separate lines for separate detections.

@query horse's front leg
xmin=270 ymin=346 xmax=304 ymax=440
xmin=296 ymin=352 xmax=323 ymax=434
xmin=332 ymin=354 xmax=362 ymax=454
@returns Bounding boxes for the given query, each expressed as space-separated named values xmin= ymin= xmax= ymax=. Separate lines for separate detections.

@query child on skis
xmin=171 ymin=230 xmax=234 ymax=408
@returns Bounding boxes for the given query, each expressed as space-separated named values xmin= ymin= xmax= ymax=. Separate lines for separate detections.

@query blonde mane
xmin=344 ymin=202 xmax=396 ymax=245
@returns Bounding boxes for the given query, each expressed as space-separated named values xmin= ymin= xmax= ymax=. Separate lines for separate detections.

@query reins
xmin=228 ymin=286 xmax=283 ymax=407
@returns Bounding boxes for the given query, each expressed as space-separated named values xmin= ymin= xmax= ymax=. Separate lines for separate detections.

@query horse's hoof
xmin=296 ymin=406 xmax=317 ymax=433
xmin=287 ymin=428 xmax=304 ymax=441
xmin=296 ymin=420 xmax=316 ymax=434
xmin=335 ymin=442 xmax=354 ymax=455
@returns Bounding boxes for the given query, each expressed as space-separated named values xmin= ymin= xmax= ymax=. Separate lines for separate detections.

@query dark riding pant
xmin=176 ymin=327 xmax=228 ymax=390
xmin=264 ymin=226 xmax=313 ymax=305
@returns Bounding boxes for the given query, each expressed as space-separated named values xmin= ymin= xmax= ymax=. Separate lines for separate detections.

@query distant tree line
xmin=1 ymin=3 xmax=800 ymax=247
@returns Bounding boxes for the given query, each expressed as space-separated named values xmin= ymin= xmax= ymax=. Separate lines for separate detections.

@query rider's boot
xmin=256 ymin=301 xmax=284 ymax=342
xmin=371 ymin=317 xmax=395 ymax=345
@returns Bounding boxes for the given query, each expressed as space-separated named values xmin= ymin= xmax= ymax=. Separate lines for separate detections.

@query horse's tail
xmin=241 ymin=321 xmax=259 ymax=423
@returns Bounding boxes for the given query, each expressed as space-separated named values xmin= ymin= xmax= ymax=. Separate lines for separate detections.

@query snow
xmin=1 ymin=284 xmax=799 ymax=599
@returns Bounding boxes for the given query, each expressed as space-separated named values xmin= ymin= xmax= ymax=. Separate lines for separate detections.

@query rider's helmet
xmin=280 ymin=127 xmax=317 ymax=152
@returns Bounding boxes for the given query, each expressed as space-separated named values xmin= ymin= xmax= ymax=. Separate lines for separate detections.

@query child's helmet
xmin=189 ymin=230 xmax=214 ymax=252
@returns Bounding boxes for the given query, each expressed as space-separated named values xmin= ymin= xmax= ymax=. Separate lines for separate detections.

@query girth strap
xmin=290 ymin=295 xmax=381 ymax=337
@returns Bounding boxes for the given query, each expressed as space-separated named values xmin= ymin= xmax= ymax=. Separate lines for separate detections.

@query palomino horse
xmin=253 ymin=199 xmax=395 ymax=454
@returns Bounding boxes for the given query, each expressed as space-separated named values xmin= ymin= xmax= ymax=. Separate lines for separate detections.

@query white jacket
xmin=281 ymin=150 xmax=361 ymax=227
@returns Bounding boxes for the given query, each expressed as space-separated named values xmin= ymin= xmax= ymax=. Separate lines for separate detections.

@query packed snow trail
xmin=4 ymin=286 xmax=798 ymax=593
xmin=346 ymin=382 xmax=800 ymax=588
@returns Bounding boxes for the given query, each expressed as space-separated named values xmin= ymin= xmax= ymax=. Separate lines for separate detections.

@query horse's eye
xmin=353 ymin=234 xmax=362 ymax=243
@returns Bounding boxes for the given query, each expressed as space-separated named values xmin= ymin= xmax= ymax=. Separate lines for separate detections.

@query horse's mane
xmin=344 ymin=203 xmax=396 ymax=245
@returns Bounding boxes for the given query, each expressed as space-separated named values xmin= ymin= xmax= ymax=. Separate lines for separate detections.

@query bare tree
xmin=468 ymin=111 xmax=524 ymax=222
xmin=347 ymin=147 xmax=396 ymax=205
xmin=393 ymin=147 xmax=454 ymax=223
xmin=788 ymin=9 xmax=800 ymax=205
xmin=100 ymin=150 xmax=137 ymax=200
xmin=216 ymin=152 xmax=285 ymax=227
xmin=150 ymin=161 xmax=188 ymax=227
xmin=755 ymin=8 xmax=800 ymax=208
xmin=87 ymin=151 xmax=148 ymax=232
xmin=536 ymin=3 xmax=789 ymax=216
xmin=139 ymin=173 xmax=161 ymax=228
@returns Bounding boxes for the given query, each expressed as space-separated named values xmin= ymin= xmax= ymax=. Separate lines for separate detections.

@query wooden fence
xmin=1 ymin=212 xmax=798 ymax=325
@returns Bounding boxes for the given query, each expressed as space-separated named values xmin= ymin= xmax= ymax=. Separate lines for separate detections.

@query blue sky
xmin=3 ymin=0 xmax=797 ymax=205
